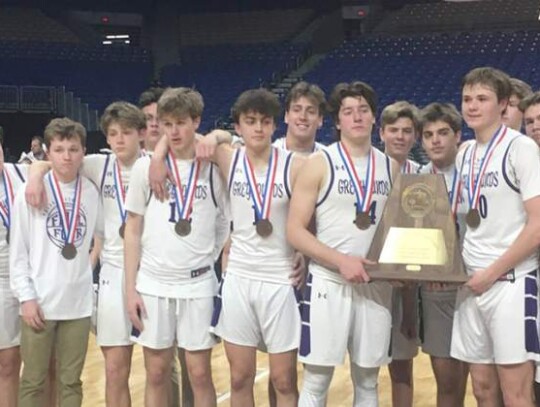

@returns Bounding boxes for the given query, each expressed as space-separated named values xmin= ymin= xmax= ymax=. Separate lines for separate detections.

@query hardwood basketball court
xmin=81 ymin=335 xmax=476 ymax=406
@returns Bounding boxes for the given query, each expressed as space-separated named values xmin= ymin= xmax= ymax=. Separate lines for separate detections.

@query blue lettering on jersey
xmin=231 ymin=181 xmax=285 ymax=200
xmin=337 ymin=179 xmax=390 ymax=196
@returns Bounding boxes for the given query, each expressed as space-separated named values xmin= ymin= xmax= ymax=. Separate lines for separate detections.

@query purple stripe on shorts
xmin=210 ymin=278 xmax=225 ymax=328
xmin=524 ymin=271 xmax=540 ymax=354
xmin=299 ymin=273 xmax=313 ymax=357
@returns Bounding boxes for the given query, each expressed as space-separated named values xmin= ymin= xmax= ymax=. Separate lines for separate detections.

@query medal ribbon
xmin=243 ymin=147 xmax=278 ymax=221
xmin=401 ymin=160 xmax=411 ymax=174
xmin=48 ymin=172 xmax=82 ymax=245
xmin=466 ymin=125 xmax=507 ymax=210
xmin=113 ymin=160 xmax=127 ymax=225
xmin=166 ymin=152 xmax=200 ymax=221
xmin=0 ymin=168 xmax=14 ymax=231
xmin=432 ymin=165 xmax=461 ymax=215
xmin=337 ymin=142 xmax=375 ymax=214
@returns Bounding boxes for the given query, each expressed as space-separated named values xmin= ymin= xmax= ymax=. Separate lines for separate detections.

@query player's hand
xmin=290 ymin=252 xmax=307 ymax=288
xmin=424 ymin=282 xmax=457 ymax=291
xmin=149 ymin=157 xmax=172 ymax=202
xmin=25 ymin=174 xmax=47 ymax=209
xmin=400 ymin=313 xmax=417 ymax=340
xmin=465 ymin=268 xmax=497 ymax=295
xmin=337 ymin=255 xmax=375 ymax=284
xmin=195 ymin=132 xmax=219 ymax=161
xmin=126 ymin=290 xmax=147 ymax=332
xmin=21 ymin=299 xmax=46 ymax=331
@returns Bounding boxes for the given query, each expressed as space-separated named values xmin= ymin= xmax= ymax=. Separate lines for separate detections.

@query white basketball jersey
xmin=273 ymin=136 xmax=325 ymax=155
xmin=227 ymin=147 xmax=295 ymax=284
xmin=0 ymin=164 xmax=26 ymax=281
xmin=82 ymin=154 xmax=133 ymax=269
xmin=125 ymin=156 xmax=224 ymax=297
xmin=456 ymin=127 xmax=540 ymax=277
xmin=419 ymin=161 xmax=465 ymax=243
xmin=311 ymin=143 xmax=393 ymax=284
xmin=401 ymin=158 xmax=421 ymax=174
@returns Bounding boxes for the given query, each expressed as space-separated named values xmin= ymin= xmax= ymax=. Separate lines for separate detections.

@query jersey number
xmin=479 ymin=194 xmax=488 ymax=219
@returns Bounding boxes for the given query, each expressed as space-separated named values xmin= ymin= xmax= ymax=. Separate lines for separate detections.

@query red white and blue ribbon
xmin=0 ymin=168 xmax=14 ymax=232
xmin=113 ymin=160 xmax=127 ymax=225
xmin=243 ymin=147 xmax=278 ymax=222
xmin=166 ymin=151 xmax=200 ymax=222
xmin=466 ymin=125 xmax=507 ymax=211
xmin=337 ymin=142 xmax=375 ymax=214
xmin=48 ymin=171 xmax=82 ymax=246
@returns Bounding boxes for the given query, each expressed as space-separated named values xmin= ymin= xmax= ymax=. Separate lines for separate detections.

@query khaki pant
xmin=19 ymin=318 xmax=90 ymax=407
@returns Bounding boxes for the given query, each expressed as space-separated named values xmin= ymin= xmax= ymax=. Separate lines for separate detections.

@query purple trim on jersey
xmin=315 ymin=149 xmax=335 ymax=208
xmin=210 ymin=276 xmax=225 ymax=328
xmin=209 ymin=163 xmax=218 ymax=207
xmin=100 ymin=154 xmax=111 ymax=193
xmin=12 ymin=164 xmax=25 ymax=182
xmin=227 ymin=149 xmax=241 ymax=192
xmin=501 ymin=137 xmax=521 ymax=194
xmin=525 ymin=271 xmax=540 ymax=354
xmin=299 ymin=273 xmax=313 ymax=357
xmin=385 ymin=155 xmax=393 ymax=187
xmin=283 ymin=152 xmax=294 ymax=199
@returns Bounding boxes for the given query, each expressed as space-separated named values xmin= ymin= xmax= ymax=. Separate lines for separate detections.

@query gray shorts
xmin=391 ymin=287 xmax=419 ymax=360
xmin=420 ymin=288 xmax=457 ymax=358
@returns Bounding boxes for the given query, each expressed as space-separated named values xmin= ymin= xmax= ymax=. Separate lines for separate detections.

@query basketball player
xmin=379 ymin=100 xmax=420 ymax=407
xmin=451 ymin=67 xmax=540 ymax=407
xmin=184 ymin=88 xmax=305 ymax=407
xmin=417 ymin=102 xmax=468 ymax=407
xmin=518 ymin=91 xmax=540 ymax=406
xmin=287 ymin=81 xmax=397 ymax=407
xmin=501 ymin=77 xmax=532 ymax=132
xmin=139 ymin=87 xmax=165 ymax=153
xmin=125 ymin=87 xmax=227 ymax=407
xmin=267 ymin=80 xmax=326 ymax=407
xmin=274 ymin=81 xmax=326 ymax=153
xmin=140 ymin=86 xmax=193 ymax=407
xmin=520 ymin=91 xmax=540 ymax=147
xmin=25 ymin=102 xmax=146 ymax=407
xmin=0 ymin=135 xmax=27 ymax=407
xmin=10 ymin=117 xmax=102 ymax=407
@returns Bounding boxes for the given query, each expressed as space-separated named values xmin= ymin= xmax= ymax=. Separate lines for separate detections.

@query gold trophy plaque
xmin=366 ymin=174 xmax=467 ymax=282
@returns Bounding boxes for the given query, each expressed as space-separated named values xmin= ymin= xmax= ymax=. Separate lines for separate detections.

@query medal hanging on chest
xmin=243 ymin=148 xmax=278 ymax=238
xmin=337 ymin=143 xmax=375 ymax=230
xmin=166 ymin=152 xmax=200 ymax=237
xmin=0 ymin=168 xmax=14 ymax=244
xmin=48 ymin=172 xmax=82 ymax=260
xmin=464 ymin=126 xmax=507 ymax=228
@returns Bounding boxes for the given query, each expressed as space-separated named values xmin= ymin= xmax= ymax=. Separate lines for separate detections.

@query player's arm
xmin=287 ymin=153 xmax=374 ymax=283
xmin=25 ymin=155 xmax=102 ymax=208
xmin=9 ymin=189 xmax=45 ymax=330
xmin=467 ymin=139 xmax=540 ymax=294
xmin=288 ymin=155 xmax=308 ymax=287
xmin=24 ymin=160 xmax=51 ymax=209
xmin=124 ymin=211 xmax=146 ymax=331
xmin=90 ymin=236 xmax=102 ymax=271
xmin=195 ymin=129 xmax=234 ymax=183
xmin=124 ymin=159 xmax=150 ymax=331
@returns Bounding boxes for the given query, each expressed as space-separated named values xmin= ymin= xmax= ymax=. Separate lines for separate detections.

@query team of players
xmin=1 ymin=66 xmax=540 ymax=407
